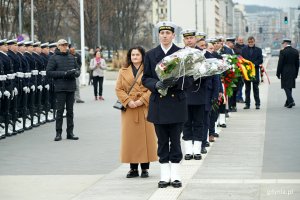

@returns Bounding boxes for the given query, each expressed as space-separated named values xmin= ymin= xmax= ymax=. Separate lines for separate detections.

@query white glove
xmin=4 ymin=90 xmax=11 ymax=98
xmin=26 ymin=87 xmax=30 ymax=93
xmin=14 ymin=88 xmax=18 ymax=96
xmin=31 ymin=85 xmax=35 ymax=92
xmin=0 ymin=91 xmax=2 ymax=98
xmin=45 ymin=84 xmax=50 ymax=90
xmin=23 ymin=87 xmax=27 ymax=92
xmin=37 ymin=85 xmax=43 ymax=91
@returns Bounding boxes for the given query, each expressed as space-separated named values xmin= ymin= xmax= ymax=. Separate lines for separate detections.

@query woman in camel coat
xmin=115 ymin=46 xmax=158 ymax=178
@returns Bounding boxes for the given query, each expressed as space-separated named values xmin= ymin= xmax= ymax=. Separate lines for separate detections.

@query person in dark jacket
xmin=46 ymin=39 xmax=80 ymax=141
xmin=241 ymin=36 xmax=263 ymax=110
xmin=276 ymin=39 xmax=299 ymax=108
xmin=142 ymin=22 xmax=193 ymax=189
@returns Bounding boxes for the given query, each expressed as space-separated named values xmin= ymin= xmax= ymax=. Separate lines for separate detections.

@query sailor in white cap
xmin=277 ymin=38 xmax=299 ymax=108
xmin=142 ymin=22 xmax=194 ymax=188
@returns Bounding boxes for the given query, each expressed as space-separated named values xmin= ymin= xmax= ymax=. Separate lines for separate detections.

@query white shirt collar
xmin=0 ymin=51 xmax=8 ymax=56
xmin=160 ymin=44 xmax=173 ymax=54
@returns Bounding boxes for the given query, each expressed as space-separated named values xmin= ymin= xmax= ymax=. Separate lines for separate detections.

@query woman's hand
xmin=128 ymin=100 xmax=137 ymax=108
xmin=134 ymin=100 xmax=143 ymax=107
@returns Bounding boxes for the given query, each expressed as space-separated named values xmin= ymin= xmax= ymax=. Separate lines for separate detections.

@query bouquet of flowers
xmin=155 ymin=48 xmax=206 ymax=95
xmin=193 ymin=58 xmax=231 ymax=80
xmin=221 ymin=54 xmax=241 ymax=97
xmin=155 ymin=48 xmax=232 ymax=96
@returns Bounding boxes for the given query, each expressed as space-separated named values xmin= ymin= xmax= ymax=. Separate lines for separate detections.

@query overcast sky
xmin=233 ymin=0 xmax=300 ymax=9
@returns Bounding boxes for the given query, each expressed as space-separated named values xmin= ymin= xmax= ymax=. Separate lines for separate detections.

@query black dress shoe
xmin=255 ymin=105 xmax=260 ymax=109
xmin=184 ymin=154 xmax=193 ymax=160
xmin=158 ymin=181 xmax=170 ymax=188
xmin=54 ymin=135 xmax=62 ymax=141
xmin=126 ymin=169 xmax=139 ymax=178
xmin=67 ymin=134 xmax=79 ymax=140
xmin=194 ymin=154 xmax=202 ymax=160
xmin=220 ymin=124 xmax=227 ymax=128
xmin=205 ymin=141 xmax=210 ymax=147
xmin=76 ymin=100 xmax=85 ymax=103
xmin=244 ymin=105 xmax=250 ymax=109
xmin=213 ymin=133 xmax=219 ymax=137
xmin=171 ymin=180 xmax=182 ymax=188
xmin=141 ymin=170 xmax=149 ymax=178
xmin=287 ymin=102 xmax=295 ymax=108
xmin=284 ymin=101 xmax=288 ymax=107
xmin=229 ymin=107 xmax=237 ymax=112
xmin=201 ymin=147 xmax=207 ymax=154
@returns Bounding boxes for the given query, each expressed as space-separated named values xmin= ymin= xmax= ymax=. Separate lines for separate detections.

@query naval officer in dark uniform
xmin=276 ymin=39 xmax=299 ymax=108
xmin=181 ymin=29 xmax=206 ymax=160
xmin=142 ymin=22 xmax=193 ymax=188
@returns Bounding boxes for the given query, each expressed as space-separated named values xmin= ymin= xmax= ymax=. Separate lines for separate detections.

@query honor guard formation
xmin=0 ymin=39 xmax=56 ymax=139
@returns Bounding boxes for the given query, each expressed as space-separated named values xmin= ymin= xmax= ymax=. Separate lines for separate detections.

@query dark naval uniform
xmin=0 ymin=59 xmax=6 ymax=139
xmin=276 ymin=41 xmax=299 ymax=108
xmin=0 ymin=43 xmax=15 ymax=136
xmin=142 ymin=44 xmax=193 ymax=164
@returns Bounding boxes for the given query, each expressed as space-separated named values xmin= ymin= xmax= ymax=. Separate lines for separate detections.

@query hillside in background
xmin=245 ymin=5 xmax=281 ymax=13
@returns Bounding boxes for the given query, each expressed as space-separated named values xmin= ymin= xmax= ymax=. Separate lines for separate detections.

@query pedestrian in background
xmin=241 ymin=36 xmax=263 ymax=110
xmin=115 ymin=46 xmax=158 ymax=178
xmin=89 ymin=51 xmax=106 ymax=101
xmin=276 ymin=39 xmax=299 ymax=108
xmin=46 ymin=39 xmax=80 ymax=141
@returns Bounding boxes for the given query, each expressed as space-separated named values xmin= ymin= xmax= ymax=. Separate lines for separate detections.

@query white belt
xmin=40 ymin=71 xmax=47 ymax=76
xmin=32 ymin=70 xmax=39 ymax=75
xmin=7 ymin=74 xmax=15 ymax=80
xmin=24 ymin=73 xmax=32 ymax=78
xmin=0 ymin=75 xmax=7 ymax=81
xmin=16 ymin=72 xmax=25 ymax=78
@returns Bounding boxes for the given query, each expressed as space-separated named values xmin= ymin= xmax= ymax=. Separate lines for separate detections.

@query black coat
xmin=46 ymin=49 xmax=79 ymax=92
xmin=276 ymin=46 xmax=299 ymax=89
xmin=241 ymin=45 xmax=263 ymax=81
xmin=142 ymin=44 xmax=193 ymax=124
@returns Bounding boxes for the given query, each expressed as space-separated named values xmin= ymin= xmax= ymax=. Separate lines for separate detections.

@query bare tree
xmin=0 ymin=0 xmax=19 ymax=38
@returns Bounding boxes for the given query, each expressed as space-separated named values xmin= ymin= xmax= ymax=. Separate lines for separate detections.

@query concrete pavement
xmin=0 ymin=56 xmax=300 ymax=200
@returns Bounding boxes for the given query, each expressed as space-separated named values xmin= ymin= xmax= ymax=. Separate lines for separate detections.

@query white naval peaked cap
xmin=33 ymin=41 xmax=41 ymax=47
xmin=41 ymin=42 xmax=49 ymax=48
xmin=196 ymin=32 xmax=207 ymax=38
xmin=282 ymin=38 xmax=291 ymax=44
xmin=48 ymin=42 xmax=57 ymax=48
xmin=181 ymin=29 xmax=197 ymax=37
xmin=6 ymin=39 xmax=18 ymax=45
xmin=0 ymin=39 xmax=7 ymax=45
xmin=24 ymin=41 xmax=33 ymax=46
xmin=17 ymin=41 xmax=25 ymax=46
xmin=156 ymin=21 xmax=176 ymax=33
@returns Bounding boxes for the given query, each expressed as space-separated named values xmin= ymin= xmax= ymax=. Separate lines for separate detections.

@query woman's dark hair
xmin=126 ymin=46 xmax=145 ymax=67
xmin=94 ymin=50 xmax=101 ymax=57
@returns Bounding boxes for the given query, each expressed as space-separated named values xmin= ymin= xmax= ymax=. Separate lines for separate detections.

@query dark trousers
xmin=202 ymin=110 xmax=210 ymax=147
xmin=154 ymin=123 xmax=183 ymax=163
xmin=55 ymin=91 xmax=75 ymax=134
xmin=130 ymin=163 xmax=150 ymax=170
xmin=209 ymin=109 xmax=219 ymax=135
xmin=229 ymin=88 xmax=238 ymax=108
xmin=245 ymin=80 xmax=260 ymax=106
xmin=284 ymin=88 xmax=294 ymax=104
xmin=236 ymin=78 xmax=244 ymax=101
xmin=92 ymin=76 xmax=104 ymax=97
xmin=183 ymin=105 xmax=205 ymax=141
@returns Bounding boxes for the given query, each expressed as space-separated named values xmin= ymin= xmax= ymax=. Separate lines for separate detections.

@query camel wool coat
xmin=115 ymin=65 xmax=158 ymax=163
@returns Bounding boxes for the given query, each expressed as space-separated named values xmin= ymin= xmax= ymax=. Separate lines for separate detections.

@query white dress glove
xmin=37 ymin=85 xmax=43 ymax=91
xmin=4 ymin=90 xmax=11 ymax=98
xmin=44 ymin=84 xmax=50 ymax=90
xmin=31 ymin=85 xmax=35 ymax=92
